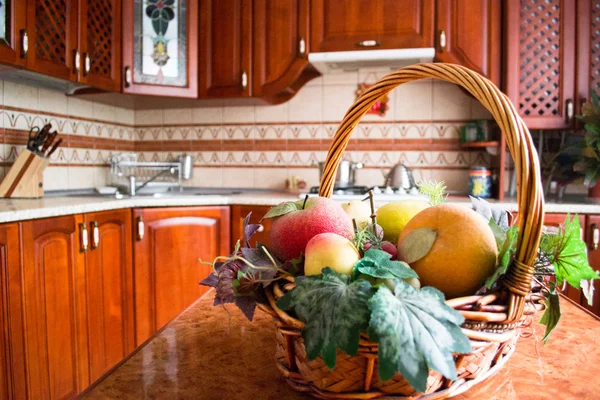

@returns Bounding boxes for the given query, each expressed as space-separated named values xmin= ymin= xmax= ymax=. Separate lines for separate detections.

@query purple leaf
xmin=200 ymin=273 xmax=218 ymax=288
xmin=213 ymin=294 xmax=235 ymax=306
xmin=243 ymin=212 xmax=262 ymax=248
xmin=235 ymin=296 xmax=257 ymax=321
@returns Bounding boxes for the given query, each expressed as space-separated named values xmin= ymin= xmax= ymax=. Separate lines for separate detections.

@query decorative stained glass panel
xmin=133 ymin=0 xmax=187 ymax=86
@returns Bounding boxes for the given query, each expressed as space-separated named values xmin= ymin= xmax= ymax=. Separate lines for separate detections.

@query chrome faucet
xmin=128 ymin=167 xmax=176 ymax=196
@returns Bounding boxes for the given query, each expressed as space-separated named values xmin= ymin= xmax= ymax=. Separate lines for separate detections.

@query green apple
xmin=341 ymin=200 xmax=371 ymax=228
xmin=304 ymin=233 xmax=360 ymax=276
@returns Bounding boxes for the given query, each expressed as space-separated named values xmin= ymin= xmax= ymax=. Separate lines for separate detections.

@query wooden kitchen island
xmin=83 ymin=293 xmax=600 ymax=400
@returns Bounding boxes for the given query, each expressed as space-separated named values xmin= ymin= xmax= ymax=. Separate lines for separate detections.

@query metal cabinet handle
xmin=566 ymin=98 xmax=574 ymax=123
xmin=21 ymin=30 xmax=28 ymax=57
xmin=592 ymin=223 xmax=599 ymax=250
xmin=137 ymin=216 xmax=145 ymax=241
xmin=356 ymin=40 xmax=380 ymax=48
xmin=439 ymin=30 xmax=446 ymax=52
xmin=91 ymin=221 xmax=99 ymax=249
xmin=124 ymin=66 xmax=132 ymax=87
xmin=74 ymin=50 xmax=81 ymax=73
xmin=84 ymin=53 xmax=91 ymax=76
xmin=298 ymin=37 xmax=306 ymax=56
xmin=241 ymin=71 xmax=248 ymax=92
xmin=79 ymin=223 xmax=89 ymax=252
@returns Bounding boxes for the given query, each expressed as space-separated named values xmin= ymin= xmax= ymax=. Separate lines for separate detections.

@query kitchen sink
xmin=59 ymin=189 xmax=244 ymax=198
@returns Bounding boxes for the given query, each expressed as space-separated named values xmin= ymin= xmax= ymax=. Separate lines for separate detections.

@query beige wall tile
xmin=288 ymin=85 xmax=323 ymax=122
xmin=253 ymin=168 xmax=288 ymax=189
xmin=470 ymin=97 xmax=493 ymax=120
xmin=67 ymin=97 xmax=94 ymax=118
xmin=222 ymin=167 xmax=255 ymax=188
xmin=223 ymin=106 xmax=255 ymax=123
xmin=135 ymin=109 xmax=163 ymax=125
xmin=394 ymin=80 xmax=433 ymax=121
xmin=163 ymin=108 xmax=192 ymax=125
xmin=38 ymin=87 xmax=67 ymax=114
xmin=188 ymin=167 xmax=223 ymax=188
xmin=255 ymin=102 xmax=288 ymax=123
xmin=323 ymin=70 xmax=358 ymax=85
xmin=116 ymin=107 xmax=135 ymax=125
xmin=192 ymin=105 xmax=223 ymax=124
xmin=322 ymin=84 xmax=357 ymax=122
xmin=432 ymin=81 xmax=471 ymax=120
xmin=289 ymin=167 xmax=320 ymax=189
xmin=429 ymin=169 xmax=469 ymax=193
xmin=93 ymin=103 xmax=116 ymax=123
xmin=5 ymin=81 xmax=38 ymax=109
xmin=43 ymin=166 xmax=70 ymax=190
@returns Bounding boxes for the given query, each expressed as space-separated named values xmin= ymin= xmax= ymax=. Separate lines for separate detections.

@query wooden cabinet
xmin=231 ymin=205 xmax=273 ymax=249
xmin=199 ymin=0 xmax=252 ymax=98
xmin=435 ymin=0 xmax=501 ymax=85
xmin=78 ymin=0 xmax=122 ymax=92
xmin=576 ymin=0 xmax=600 ymax=117
xmin=21 ymin=215 xmax=90 ymax=399
xmin=253 ymin=0 xmax=314 ymax=101
xmin=84 ymin=209 xmax=134 ymax=384
xmin=0 ymin=1 xmax=26 ymax=66
xmin=505 ymin=0 xmax=577 ymax=129
xmin=0 ymin=223 xmax=26 ymax=400
xmin=310 ymin=0 xmax=434 ymax=52
xmin=25 ymin=0 xmax=79 ymax=82
xmin=123 ymin=0 xmax=198 ymax=97
xmin=133 ymin=207 xmax=230 ymax=345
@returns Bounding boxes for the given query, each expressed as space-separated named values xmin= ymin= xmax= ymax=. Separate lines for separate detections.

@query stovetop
xmin=303 ymin=186 xmax=426 ymax=201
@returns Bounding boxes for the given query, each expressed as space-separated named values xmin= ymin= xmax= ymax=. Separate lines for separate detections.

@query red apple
xmin=269 ymin=197 xmax=354 ymax=261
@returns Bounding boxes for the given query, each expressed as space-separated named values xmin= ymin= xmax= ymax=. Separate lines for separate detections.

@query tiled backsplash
xmin=0 ymin=68 xmax=496 ymax=193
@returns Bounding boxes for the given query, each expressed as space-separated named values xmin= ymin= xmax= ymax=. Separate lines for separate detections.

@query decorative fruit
xmin=377 ymin=200 xmax=430 ymax=243
xmin=341 ymin=200 xmax=371 ymax=227
xmin=304 ymin=233 xmax=361 ymax=276
xmin=380 ymin=241 xmax=398 ymax=260
xmin=269 ymin=197 xmax=353 ymax=261
xmin=397 ymin=204 xmax=498 ymax=299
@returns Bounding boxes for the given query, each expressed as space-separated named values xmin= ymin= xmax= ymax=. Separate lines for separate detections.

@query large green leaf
xmin=277 ymin=268 xmax=374 ymax=368
xmin=261 ymin=199 xmax=304 ymax=220
xmin=368 ymin=282 xmax=471 ymax=392
xmin=354 ymin=248 xmax=418 ymax=280
xmin=485 ymin=226 xmax=518 ymax=288
xmin=538 ymin=287 xmax=561 ymax=344
xmin=554 ymin=216 xmax=599 ymax=288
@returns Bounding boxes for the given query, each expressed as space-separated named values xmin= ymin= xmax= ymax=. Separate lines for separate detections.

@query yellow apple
xmin=304 ymin=233 xmax=361 ymax=276
xmin=341 ymin=200 xmax=372 ymax=228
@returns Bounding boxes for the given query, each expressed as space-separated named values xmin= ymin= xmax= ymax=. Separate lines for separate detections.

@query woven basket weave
xmin=258 ymin=63 xmax=545 ymax=399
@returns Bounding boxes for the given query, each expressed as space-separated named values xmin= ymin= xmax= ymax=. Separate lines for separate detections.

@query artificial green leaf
xmin=538 ymin=287 xmax=561 ymax=344
xmin=488 ymin=219 xmax=507 ymax=250
xmin=368 ymin=283 xmax=471 ymax=392
xmin=261 ymin=200 xmax=303 ymax=220
xmin=470 ymin=196 xmax=509 ymax=231
xmin=397 ymin=227 xmax=437 ymax=264
xmin=485 ymin=226 xmax=518 ymax=288
xmin=553 ymin=216 xmax=599 ymax=288
xmin=277 ymin=268 xmax=374 ymax=369
xmin=353 ymin=248 xmax=418 ymax=280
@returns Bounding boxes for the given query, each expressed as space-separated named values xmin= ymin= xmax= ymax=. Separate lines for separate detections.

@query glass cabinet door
xmin=123 ymin=0 xmax=198 ymax=97
xmin=0 ymin=0 xmax=26 ymax=66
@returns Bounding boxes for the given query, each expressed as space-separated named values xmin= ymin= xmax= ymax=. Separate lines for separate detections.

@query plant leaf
xmin=368 ymin=283 xmax=471 ymax=392
xmin=538 ymin=287 xmax=561 ymax=344
xmin=242 ymin=212 xmax=262 ymax=248
xmin=397 ymin=227 xmax=437 ymax=264
xmin=488 ymin=219 xmax=506 ymax=250
xmin=485 ymin=226 xmax=518 ymax=288
xmin=470 ymin=196 xmax=509 ymax=231
xmin=277 ymin=268 xmax=374 ymax=369
xmin=261 ymin=200 xmax=303 ymax=220
xmin=553 ymin=216 xmax=599 ymax=288
xmin=354 ymin=248 xmax=418 ymax=280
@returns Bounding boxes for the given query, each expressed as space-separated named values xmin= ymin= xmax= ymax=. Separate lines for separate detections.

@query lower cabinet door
xmin=133 ymin=207 xmax=230 ymax=345
xmin=21 ymin=215 xmax=89 ymax=400
xmin=84 ymin=209 xmax=134 ymax=383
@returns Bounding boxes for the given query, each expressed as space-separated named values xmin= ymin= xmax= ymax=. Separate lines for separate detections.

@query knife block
xmin=0 ymin=149 xmax=50 ymax=198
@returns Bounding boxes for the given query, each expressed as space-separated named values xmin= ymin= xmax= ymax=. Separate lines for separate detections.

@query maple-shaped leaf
xmin=368 ymin=282 xmax=471 ymax=392
xmin=354 ymin=248 xmax=417 ymax=280
xmin=277 ymin=268 xmax=374 ymax=369
xmin=242 ymin=212 xmax=262 ymax=248
xmin=538 ymin=285 xmax=561 ymax=344
xmin=553 ymin=216 xmax=599 ymax=288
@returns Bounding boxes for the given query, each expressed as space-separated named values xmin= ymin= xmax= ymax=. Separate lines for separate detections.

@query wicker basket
xmin=258 ymin=63 xmax=545 ymax=399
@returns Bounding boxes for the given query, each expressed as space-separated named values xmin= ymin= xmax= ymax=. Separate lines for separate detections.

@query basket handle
xmin=318 ymin=63 xmax=544 ymax=322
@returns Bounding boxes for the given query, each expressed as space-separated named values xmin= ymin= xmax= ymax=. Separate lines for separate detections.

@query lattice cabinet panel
xmin=79 ymin=0 xmax=121 ymax=91
xmin=25 ymin=0 xmax=78 ymax=81
xmin=591 ymin=2 xmax=600 ymax=95
xmin=505 ymin=0 xmax=576 ymax=129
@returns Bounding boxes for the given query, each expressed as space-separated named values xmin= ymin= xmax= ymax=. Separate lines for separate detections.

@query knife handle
xmin=46 ymin=138 xmax=62 ymax=158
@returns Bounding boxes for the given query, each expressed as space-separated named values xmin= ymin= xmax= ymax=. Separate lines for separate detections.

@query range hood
xmin=308 ymin=48 xmax=435 ymax=74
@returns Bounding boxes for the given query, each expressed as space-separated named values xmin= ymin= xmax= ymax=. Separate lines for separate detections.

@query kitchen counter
xmin=1 ymin=190 xmax=600 ymax=223
xmin=83 ymin=292 xmax=600 ymax=400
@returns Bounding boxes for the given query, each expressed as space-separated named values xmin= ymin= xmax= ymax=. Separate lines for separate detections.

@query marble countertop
xmin=1 ymin=189 xmax=600 ymax=223
xmin=82 ymin=292 xmax=600 ymax=400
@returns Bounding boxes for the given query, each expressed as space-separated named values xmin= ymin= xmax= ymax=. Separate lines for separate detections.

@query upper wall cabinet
xmin=253 ymin=0 xmax=317 ymax=102
xmin=123 ymin=0 xmax=198 ymax=97
xmin=435 ymin=0 xmax=501 ymax=86
xmin=25 ymin=0 xmax=79 ymax=82
xmin=310 ymin=0 xmax=434 ymax=52
xmin=577 ymin=0 xmax=600 ymax=116
xmin=199 ymin=0 xmax=252 ymax=98
xmin=0 ymin=1 xmax=26 ymax=66
xmin=505 ymin=0 xmax=576 ymax=129
xmin=78 ymin=0 xmax=122 ymax=92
